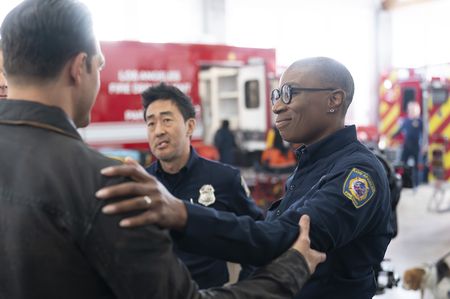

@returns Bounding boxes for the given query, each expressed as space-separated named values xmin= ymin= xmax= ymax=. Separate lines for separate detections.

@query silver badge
xmin=198 ymin=184 xmax=216 ymax=206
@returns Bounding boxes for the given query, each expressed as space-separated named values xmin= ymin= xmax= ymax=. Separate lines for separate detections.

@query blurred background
xmin=3 ymin=0 xmax=450 ymax=127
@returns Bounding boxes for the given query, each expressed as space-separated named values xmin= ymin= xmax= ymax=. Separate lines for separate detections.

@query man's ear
xmin=186 ymin=118 xmax=196 ymax=138
xmin=69 ymin=52 xmax=87 ymax=85
xmin=328 ymin=89 xmax=346 ymax=111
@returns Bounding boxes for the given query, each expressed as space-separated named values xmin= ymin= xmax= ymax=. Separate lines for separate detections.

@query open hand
xmin=96 ymin=157 xmax=188 ymax=230
xmin=291 ymin=215 xmax=326 ymax=274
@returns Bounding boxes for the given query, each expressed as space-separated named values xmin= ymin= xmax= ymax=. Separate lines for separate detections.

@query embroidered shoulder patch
xmin=343 ymin=168 xmax=376 ymax=209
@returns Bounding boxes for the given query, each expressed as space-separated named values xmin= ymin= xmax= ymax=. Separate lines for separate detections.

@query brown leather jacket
xmin=0 ymin=100 xmax=310 ymax=299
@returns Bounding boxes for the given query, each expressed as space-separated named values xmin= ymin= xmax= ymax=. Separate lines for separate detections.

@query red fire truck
xmin=425 ymin=76 xmax=450 ymax=182
xmin=79 ymin=41 xmax=277 ymax=165
xmin=378 ymin=68 xmax=423 ymax=152
xmin=378 ymin=67 xmax=450 ymax=182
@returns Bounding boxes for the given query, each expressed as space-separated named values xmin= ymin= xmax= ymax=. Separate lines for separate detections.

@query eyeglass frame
xmin=271 ymin=84 xmax=338 ymax=105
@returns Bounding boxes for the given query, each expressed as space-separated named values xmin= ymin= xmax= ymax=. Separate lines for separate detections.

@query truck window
xmin=430 ymin=88 xmax=448 ymax=105
xmin=401 ymin=88 xmax=416 ymax=113
xmin=245 ymin=80 xmax=260 ymax=109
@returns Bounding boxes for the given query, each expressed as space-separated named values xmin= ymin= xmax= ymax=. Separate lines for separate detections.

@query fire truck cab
xmin=378 ymin=68 xmax=423 ymax=157
xmin=378 ymin=67 xmax=450 ymax=183
xmin=79 ymin=41 xmax=277 ymax=165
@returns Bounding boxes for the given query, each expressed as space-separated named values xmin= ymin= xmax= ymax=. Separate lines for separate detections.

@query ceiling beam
xmin=382 ymin=0 xmax=439 ymax=10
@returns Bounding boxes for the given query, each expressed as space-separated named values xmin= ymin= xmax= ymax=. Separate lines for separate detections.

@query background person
xmin=0 ymin=0 xmax=325 ymax=298
xmin=261 ymin=125 xmax=297 ymax=172
xmin=141 ymin=83 xmax=263 ymax=288
xmin=97 ymin=56 xmax=393 ymax=299
xmin=214 ymin=119 xmax=237 ymax=165
xmin=393 ymin=101 xmax=423 ymax=189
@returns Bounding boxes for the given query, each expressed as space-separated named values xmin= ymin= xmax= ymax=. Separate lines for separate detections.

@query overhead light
xmin=383 ymin=79 xmax=393 ymax=89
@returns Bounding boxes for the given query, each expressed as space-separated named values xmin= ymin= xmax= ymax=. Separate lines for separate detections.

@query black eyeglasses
xmin=271 ymin=84 xmax=337 ymax=105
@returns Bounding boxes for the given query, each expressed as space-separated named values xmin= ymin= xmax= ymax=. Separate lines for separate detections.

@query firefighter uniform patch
xmin=198 ymin=184 xmax=216 ymax=206
xmin=343 ymin=168 xmax=376 ymax=209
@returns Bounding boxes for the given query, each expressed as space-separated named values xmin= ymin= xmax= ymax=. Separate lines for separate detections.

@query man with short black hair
xmin=140 ymin=82 xmax=263 ymax=288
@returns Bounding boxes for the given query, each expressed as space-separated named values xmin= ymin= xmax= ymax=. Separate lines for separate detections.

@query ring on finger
xmin=143 ymin=195 xmax=152 ymax=206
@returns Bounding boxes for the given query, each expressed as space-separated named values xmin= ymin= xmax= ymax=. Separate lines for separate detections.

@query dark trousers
xmin=401 ymin=146 xmax=419 ymax=187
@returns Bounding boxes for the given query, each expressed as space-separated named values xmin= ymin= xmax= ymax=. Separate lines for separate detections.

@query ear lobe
xmin=69 ymin=53 xmax=87 ymax=85
xmin=186 ymin=118 xmax=196 ymax=137
xmin=328 ymin=89 xmax=346 ymax=110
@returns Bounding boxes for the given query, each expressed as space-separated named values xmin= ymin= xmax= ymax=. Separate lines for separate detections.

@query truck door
xmin=198 ymin=64 xmax=267 ymax=153
xmin=199 ymin=66 xmax=239 ymax=144
xmin=237 ymin=64 xmax=267 ymax=152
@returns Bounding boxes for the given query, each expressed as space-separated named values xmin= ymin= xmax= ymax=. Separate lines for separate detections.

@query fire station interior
xmin=2 ymin=0 xmax=450 ymax=298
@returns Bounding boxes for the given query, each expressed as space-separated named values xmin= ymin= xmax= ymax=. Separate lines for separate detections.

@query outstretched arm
xmin=198 ymin=215 xmax=326 ymax=299
xmin=96 ymin=158 xmax=299 ymax=265
xmin=94 ymin=168 xmax=326 ymax=298
xmin=90 ymin=180 xmax=326 ymax=298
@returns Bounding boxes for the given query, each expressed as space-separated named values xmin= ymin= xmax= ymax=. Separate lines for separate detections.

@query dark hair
xmin=0 ymin=0 xmax=96 ymax=82
xmin=141 ymin=83 xmax=195 ymax=121
xmin=221 ymin=120 xmax=229 ymax=129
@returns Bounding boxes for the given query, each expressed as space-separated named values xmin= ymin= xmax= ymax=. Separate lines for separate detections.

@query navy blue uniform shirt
xmin=397 ymin=117 xmax=422 ymax=151
xmin=174 ymin=126 xmax=394 ymax=299
xmin=147 ymin=148 xmax=263 ymax=289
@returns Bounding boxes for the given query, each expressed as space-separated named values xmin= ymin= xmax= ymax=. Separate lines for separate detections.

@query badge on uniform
xmin=198 ymin=184 xmax=216 ymax=206
xmin=343 ymin=168 xmax=376 ymax=209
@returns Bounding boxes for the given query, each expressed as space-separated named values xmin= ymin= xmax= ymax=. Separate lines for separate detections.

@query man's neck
xmin=160 ymin=148 xmax=191 ymax=174
xmin=7 ymin=81 xmax=73 ymax=120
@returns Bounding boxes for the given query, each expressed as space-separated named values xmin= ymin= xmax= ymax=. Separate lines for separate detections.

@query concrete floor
xmin=375 ymin=185 xmax=450 ymax=299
